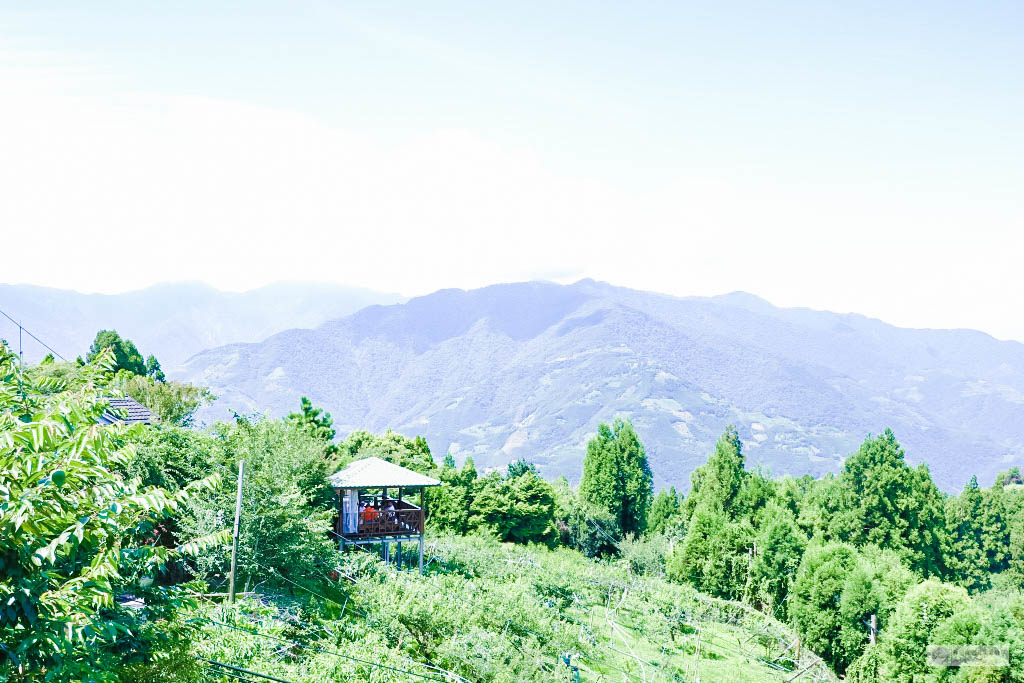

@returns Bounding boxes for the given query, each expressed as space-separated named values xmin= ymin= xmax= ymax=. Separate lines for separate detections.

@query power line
xmin=0 ymin=307 xmax=69 ymax=362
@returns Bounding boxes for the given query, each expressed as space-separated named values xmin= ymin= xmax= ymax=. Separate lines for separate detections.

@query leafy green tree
xmin=287 ymin=396 xmax=339 ymax=460
xmin=837 ymin=548 xmax=916 ymax=671
xmin=114 ymin=372 xmax=214 ymax=427
xmin=429 ymin=454 xmax=472 ymax=534
xmin=929 ymin=590 xmax=1024 ymax=682
xmin=144 ymin=354 xmax=165 ymax=382
xmin=579 ymin=418 xmax=653 ymax=536
xmin=683 ymin=426 xmax=751 ymax=521
xmin=667 ymin=503 xmax=753 ymax=600
xmin=507 ymin=457 xmax=539 ymax=478
xmin=87 ymin=329 xmax=147 ymax=376
xmin=885 ymin=579 xmax=970 ymax=681
xmin=178 ymin=417 xmax=336 ymax=590
xmin=338 ymin=429 xmax=436 ymax=474
xmin=945 ymin=475 xmax=1011 ymax=592
xmin=790 ymin=542 xmax=858 ymax=671
xmin=567 ymin=501 xmax=622 ymax=558
xmin=0 ymin=344 xmax=224 ymax=680
xmin=823 ymin=429 xmax=947 ymax=576
xmin=745 ymin=504 xmax=805 ymax=619
xmin=468 ymin=469 xmax=556 ymax=545
xmin=647 ymin=486 xmax=681 ymax=536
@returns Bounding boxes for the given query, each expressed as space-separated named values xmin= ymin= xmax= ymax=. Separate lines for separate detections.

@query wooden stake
xmin=229 ymin=460 xmax=245 ymax=604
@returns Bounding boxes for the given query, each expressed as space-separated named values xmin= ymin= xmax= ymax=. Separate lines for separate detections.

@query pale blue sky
xmin=2 ymin=2 xmax=1023 ymax=338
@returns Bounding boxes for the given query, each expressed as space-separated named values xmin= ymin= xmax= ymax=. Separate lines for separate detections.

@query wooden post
xmin=795 ymin=637 xmax=801 ymax=661
xmin=229 ymin=460 xmax=245 ymax=604
xmin=870 ymin=614 xmax=877 ymax=646
xmin=397 ymin=541 xmax=402 ymax=570
xmin=418 ymin=534 xmax=424 ymax=574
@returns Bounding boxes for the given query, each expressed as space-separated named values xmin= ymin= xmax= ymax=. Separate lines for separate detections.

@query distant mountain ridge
xmin=176 ymin=279 xmax=1024 ymax=492
xmin=0 ymin=281 xmax=402 ymax=367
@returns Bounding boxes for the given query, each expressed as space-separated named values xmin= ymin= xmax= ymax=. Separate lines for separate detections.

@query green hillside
xmin=192 ymin=535 xmax=835 ymax=682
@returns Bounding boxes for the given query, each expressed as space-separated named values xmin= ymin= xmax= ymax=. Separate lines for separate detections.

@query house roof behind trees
xmin=328 ymin=457 xmax=441 ymax=489
xmin=99 ymin=397 xmax=156 ymax=425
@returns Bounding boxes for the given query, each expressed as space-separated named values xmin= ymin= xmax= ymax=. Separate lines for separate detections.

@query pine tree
xmin=647 ymin=486 xmax=680 ymax=535
xmin=684 ymin=425 xmax=749 ymax=520
xmin=286 ymin=396 xmax=339 ymax=460
xmin=579 ymin=418 xmax=653 ymax=536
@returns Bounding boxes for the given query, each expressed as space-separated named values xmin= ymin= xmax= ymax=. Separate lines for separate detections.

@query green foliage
xmin=684 ymin=426 xmax=750 ymax=518
xmin=144 ymin=354 xmax=165 ymax=382
xmin=885 ymin=579 xmax=970 ymax=681
xmin=287 ymin=396 xmax=339 ymax=460
xmin=929 ymin=590 xmax=1024 ymax=682
xmin=813 ymin=429 xmax=947 ymax=576
xmin=667 ymin=503 xmax=753 ymax=600
xmin=647 ymin=486 xmax=681 ymax=536
xmin=337 ymin=429 xmax=436 ymax=474
xmin=0 ymin=343 xmax=225 ymax=680
xmin=113 ymin=371 xmax=214 ymax=427
xmin=468 ymin=469 xmax=557 ymax=545
xmin=578 ymin=418 xmax=653 ymax=536
xmin=789 ymin=542 xmax=858 ymax=671
xmin=87 ymin=329 xmax=148 ymax=376
xmin=745 ymin=503 xmax=805 ymax=619
xmin=177 ymin=417 xmax=336 ymax=591
xmin=946 ymin=475 xmax=1012 ymax=592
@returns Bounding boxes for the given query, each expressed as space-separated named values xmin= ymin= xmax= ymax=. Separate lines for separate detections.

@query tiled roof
xmin=99 ymin=396 xmax=157 ymax=425
xmin=328 ymin=457 xmax=441 ymax=489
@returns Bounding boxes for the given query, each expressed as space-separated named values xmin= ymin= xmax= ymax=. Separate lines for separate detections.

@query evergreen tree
xmin=144 ymin=354 xmax=165 ymax=382
xmin=745 ymin=504 xmax=805 ymax=618
xmin=684 ymin=425 xmax=749 ymax=520
xmin=667 ymin=503 xmax=753 ymax=600
xmin=790 ymin=542 xmax=858 ymax=672
xmin=647 ymin=486 xmax=681 ymax=535
xmin=579 ymin=418 xmax=653 ymax=536
xmin=286 ymin=396 xmax=339 ymax=460
xmin=829 ymin=429 xmax=947 ymax=576
xmin=87 ymin=329 xmax=146 ymax=376
xmin=944 ymin=475 xmax=1010 ymax=591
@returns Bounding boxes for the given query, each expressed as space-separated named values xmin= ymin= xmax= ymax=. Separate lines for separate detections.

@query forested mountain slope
xmin=178 ymin=279 xmax=1024 ymax=491
xmin=0 ymin=281 xmax=401 ymax=366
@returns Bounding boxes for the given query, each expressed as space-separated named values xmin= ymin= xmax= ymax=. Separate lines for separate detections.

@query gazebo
xmin=327 ymin=457 xmax=441 ymax=573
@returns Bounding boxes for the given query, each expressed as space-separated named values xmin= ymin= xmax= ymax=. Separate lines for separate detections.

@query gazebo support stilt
xmin=418 ymin=534 xmax=424 ymax=574
xmin=396 ymin=542 xmax=402 ymax=569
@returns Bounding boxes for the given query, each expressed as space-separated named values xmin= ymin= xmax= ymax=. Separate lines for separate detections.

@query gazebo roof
xmin=328 ymin=457 xmax=441 ymax=489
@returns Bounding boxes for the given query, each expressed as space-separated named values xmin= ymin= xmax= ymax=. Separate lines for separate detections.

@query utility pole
xmin=869 ymin=614 xmax=877 ymax=646
xmin=229 ymin=460 xmax=245 ymax=603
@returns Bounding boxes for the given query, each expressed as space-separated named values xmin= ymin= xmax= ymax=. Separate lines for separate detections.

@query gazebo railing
xmin=339 ymin=506 xmax=424 ymax=539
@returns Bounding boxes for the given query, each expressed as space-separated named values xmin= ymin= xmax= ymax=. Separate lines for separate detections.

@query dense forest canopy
xmin=3 ymin=342 xmax=1023 ymax=681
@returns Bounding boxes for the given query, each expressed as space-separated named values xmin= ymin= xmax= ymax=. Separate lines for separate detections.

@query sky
xmin=1 ymin=1 xmax=1023 ymax=340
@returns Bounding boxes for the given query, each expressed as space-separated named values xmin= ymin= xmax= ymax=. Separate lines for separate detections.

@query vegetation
xmin=4 ymin=345 xmax=1024 ymax=681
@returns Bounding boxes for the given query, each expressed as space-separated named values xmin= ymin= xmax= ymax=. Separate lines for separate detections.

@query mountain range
xmin=173 ymin=279 xmax=1024 ymax=492
xmin=0 ymin=282 xmax=401 ymax=367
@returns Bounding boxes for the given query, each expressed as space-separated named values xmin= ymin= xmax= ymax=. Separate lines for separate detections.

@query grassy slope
xmin=194 ymin=535 xmax=835 ymax=682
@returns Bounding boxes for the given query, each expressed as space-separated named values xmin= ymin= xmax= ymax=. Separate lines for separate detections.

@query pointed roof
xmin=328 ymin=457 xmax=441 ymax=489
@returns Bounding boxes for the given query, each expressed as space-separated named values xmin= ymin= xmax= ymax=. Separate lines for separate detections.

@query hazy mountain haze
xmin=0 ymin=282 xmax=402 ymax=366
xmin=174 ymin=279 xmax=1024 ymax=493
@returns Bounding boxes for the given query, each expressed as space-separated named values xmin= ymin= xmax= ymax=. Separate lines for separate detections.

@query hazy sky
xmin=2 ymin=2 xmax=1022 ymax=339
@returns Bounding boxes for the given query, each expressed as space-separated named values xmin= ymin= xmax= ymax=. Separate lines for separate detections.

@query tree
xmin=287 ymin=396 xmax=339 ymax=459
xmin=745 ymin=504 xmax=805 ymax=619
xmin=338 ymin=429 xmax=436 ymax=474
xmin=0 ymin=343 xmax=224 ymax=680
xmin=507 ymin=458 xmax=539 ymax=478
xmin=837 ymin=548 xmax=915 ymax=671
xmin=683 ymin=426 xmax=750 ymax=521
xmin=667 ymin=503 xmax=753 ymax=600
xmin=467 ymin=469 xmax=556 ymax=545
xmin=144 ymin=354 xmax=164 ymax=382
xmin=87 ymin=329 xmax=147 ymax=376
xmin=177 ymin=417 xmax=336 ymax=589
xmin=945 ymin=475 xmax=1011 ymax=592
xmin=429 ymin=454 xmax=472 ymax=534
xmin=885 ymin=580 xmax=970 ymax=681
xmin=579 ymin=418 xmax=653 ymax=536
xmin=790 ymin=542 xmax=858 ymax=671
xmin=646 ymin=486 xmax=681 ymax=536
xmin=114 ymin=372 xmax=214 ymax=427
xmin=826 ymin=430 xmax=947 ymax=576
